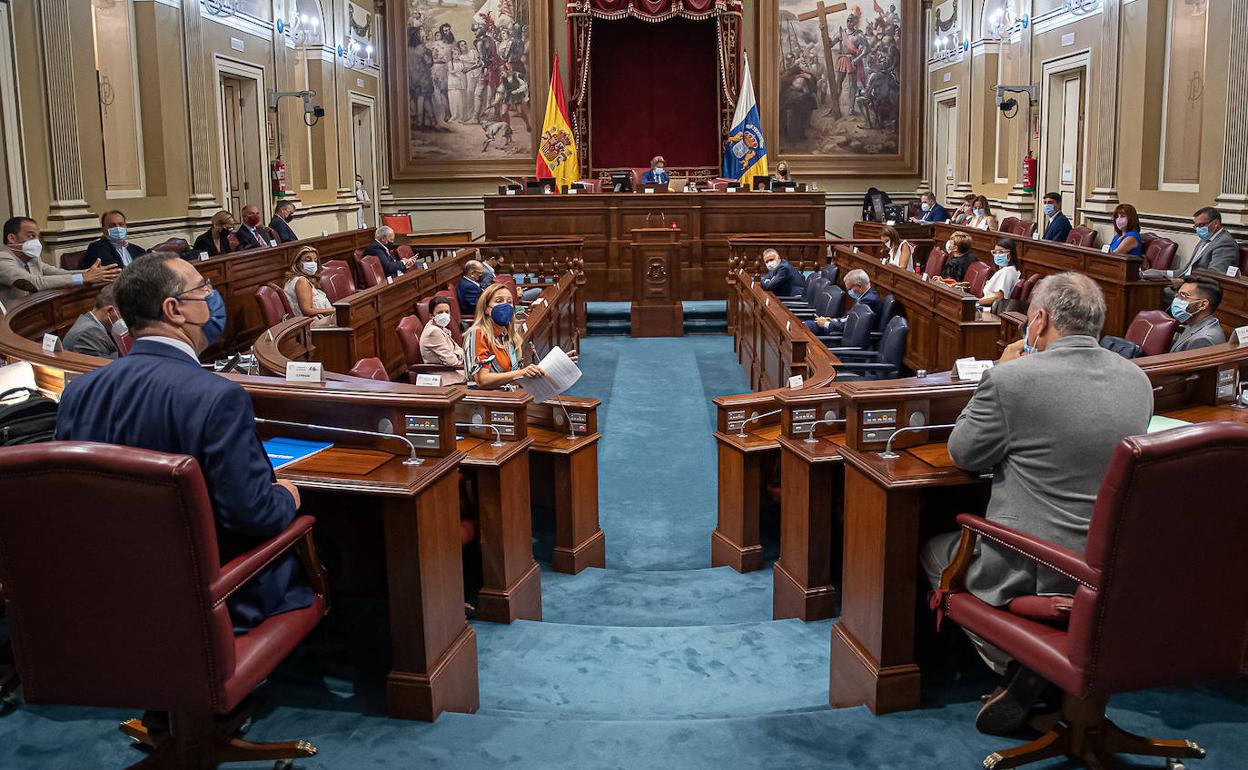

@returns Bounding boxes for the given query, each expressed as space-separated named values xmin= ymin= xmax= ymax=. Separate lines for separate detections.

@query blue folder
xmin=263 ymin=437 xmax=334 ymax=470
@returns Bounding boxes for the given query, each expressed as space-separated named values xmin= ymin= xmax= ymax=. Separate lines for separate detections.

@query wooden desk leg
xmin=550 ymin=443 xmax=605 ymax=574
xmin=828 ymin=464 xmax=921 ymax=714
xmin=475 ymin=451 xmax=543 ymax=624
xmin=711 ymin=442 xmax=765 ymax=572
xmin=773 ymin=445 xmax=839 ymax=621
xmin=383 ymin=472 xmax=480 ymax=721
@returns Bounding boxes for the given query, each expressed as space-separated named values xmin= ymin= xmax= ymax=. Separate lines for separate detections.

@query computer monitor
xmin=609 ymin=171 xmax=633 ymax=193
xmin=870 ymin=193 xmax=888 ymax=222
xmin=526 ymin=177 xmax=556 ymax=194
xmin=884 ymin=204 xmax=908 ymax=223
xmin=774 ymin=180 xmax=798 ymax=192
xmin=753 ymin=177 xmax=772 ymax=191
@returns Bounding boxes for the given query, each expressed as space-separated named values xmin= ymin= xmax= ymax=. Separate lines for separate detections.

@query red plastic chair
xmin=0 ymin=442 xmax=328 ymax=765
xmin=347 ymin=357 xmax=390 ymax=381
xmin=965 ymin=261 xmax=992 ymax=296
xmin=382 ymin=214 xmax=412 ymax=236
xmin=936 ymin=424 xmax=1248 ymax=769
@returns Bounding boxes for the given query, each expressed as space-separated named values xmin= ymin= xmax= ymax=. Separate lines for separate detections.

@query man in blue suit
xmin=55 ymin=253 xmax=309 ymax=632
xmin=805 ymin=269 xmax=881 ymax=335
xmin=85 ymin=210 xmax=146 ymax=269
xmin=365 ymin=225 xmax=413 ymax=278
xmin=641 ymin=156 xmax=669 ymax=186
xmin=268 ymin=201 xmax=299 ymax=243
xmin=457 ymin=259 xmax=485 ymax=316
xmin=759 ymin=248 xmax=803 ymax=297
xmin=1041 ymin=191 xmax=1072 ymax=242
xmin=913 ymin=191 xmax=949 ymax=223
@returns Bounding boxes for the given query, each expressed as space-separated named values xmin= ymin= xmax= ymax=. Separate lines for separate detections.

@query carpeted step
xmin=474 ymin=619 xmax=832 ymax=720
xmin=540 ymin=566 xmax=775 ymax=627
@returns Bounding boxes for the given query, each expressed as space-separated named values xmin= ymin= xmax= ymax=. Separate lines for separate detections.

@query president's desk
xmin=484 ymin=190 xmax=826 ymax=301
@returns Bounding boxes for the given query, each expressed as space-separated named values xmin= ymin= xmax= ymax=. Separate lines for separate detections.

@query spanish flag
xmin=536 ymin=55 xmax=578 ymax=192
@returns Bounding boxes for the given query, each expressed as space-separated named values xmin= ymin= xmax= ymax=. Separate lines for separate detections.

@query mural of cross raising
xmin=796 ymin=1 xmax=849 ymax=120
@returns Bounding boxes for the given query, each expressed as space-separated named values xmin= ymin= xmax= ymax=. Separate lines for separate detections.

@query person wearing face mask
xmin=642 ymin=156 xmax=669 ymax=187
xmin=1040 ymin=192 xmax=1071 ymax=242
xmin=55 ymin=253 xmax=309 ymax=633
xmin=0 ymin=216 xmax=119 ymax=305
xmin=967 ymin=195 xmax=997 ymax=231
xmin=1108 ymin=203 xmax=1143 ymax=256
xmin=235 ymin=205 xmax=276 ymax=250
xmin=1168 ymin=277 xmax=1227 ymax=352
xmin=978 ymin=238 xmax=1020 ymax=308
xmin=63 ymin=284 xmax=122 ymax=360
xmin=1151 ymin=208 xmax=1241 ymax=307
xmin=758 ymin=247 xmax=803 ymax=297
xmin=805 ymin=269 xmax=880 ymax=334
xmin=268 ymin=201 xmax=299 ymax=244
xmin=86 ymin=210 xmax=145 ymax=269
xmin=920 ymin=272 xmax=1152 ymax=737
xmin=282 ymin=246 xmax=336 ymax=327
xmin=774 ymin=160 xmax=793 ymax=182
xmin=418 ymin=296 xmax=466 ymax=384
xmin=193 ymin=210 xmax=238 ymax=257
xmin=354 ymin=174 xmax=372 ymax=230
xmin=465 ymin=283 xmax=545 ymax=389
xmin=949 ymin=194 xmax=977 ymax=225
xmin=940 ymin=232 xmax=976 ymax=283
xmin=912 ymin=191 xmax=948 ymax=224
xmin=457 ymin=257 xmax=486 ymax=315
xmin=879 ymin=225 xmax=915 ymax=271
xmin=365 ymin=225 xmax=416 ymax=278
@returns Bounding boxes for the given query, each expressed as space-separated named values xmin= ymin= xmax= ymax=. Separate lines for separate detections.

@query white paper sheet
xmin=518 ymin=346 xmax=582 ymax=404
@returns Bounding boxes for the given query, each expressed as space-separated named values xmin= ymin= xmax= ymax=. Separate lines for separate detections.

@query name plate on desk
xmin=41 ymin=333 xmax=58 ymax=353
xmin=285 ymin=361 xmax=323 ymax=383
xmin=788 ymin=374 xmax=804 ymax=389
xmin=568 ymin=188 xmax=578 ymax=194
xmin=644 ymin=188 xmax=656 ymax=194
xmin=198 ymin=251 xmax=210 ymax=261
xmin=414 ymin=373 xmax=442 ymax=386
xmin=954 ymin=358 xmax=993 ymax=382
xmin=1235 ymin=325 xmax=1248 ymax=345
xmin=1229 ymin=266 xmax=1241 ymax=277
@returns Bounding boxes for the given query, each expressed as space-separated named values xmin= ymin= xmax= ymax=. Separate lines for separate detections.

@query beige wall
xmin=926 ymin=0 xmax=1246 ymax=265
xmin=8 ymin=0 xmax=1243 ymax=266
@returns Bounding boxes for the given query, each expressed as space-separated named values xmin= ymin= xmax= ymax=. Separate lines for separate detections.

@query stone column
xmin=1000 ymin=1 xmax=1037 ymax=220
xmin=1215 ymin=0 xmax=1248 ymax=227
xmin=1084 ymin=0 xmax=1121 ymax=213
xmin=375 ymin=0 xmax=394 ymax=209
xmin=38 ymin=0 xmax=95 ymax=235
xmin=182 ymin=0 xmax=219 ymax=222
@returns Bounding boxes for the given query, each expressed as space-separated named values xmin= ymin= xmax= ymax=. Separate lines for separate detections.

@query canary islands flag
xmin=536 ymin=54 xmax=578 ymax=192
xmin=722 ymin=53 xmax=767 ymax=188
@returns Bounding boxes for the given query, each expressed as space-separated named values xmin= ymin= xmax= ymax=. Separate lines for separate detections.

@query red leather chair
xmin=1015 ymin=220 xmax=1036 ymax=238
xmin=434 ymin=289 xmax=464 ymax=343
xmin=924 ymin=247 xmax=948 ymax=278
xmin=395 ymin=315 xmax=463 ymax=384
xmin=253 ymin=283 xmax=289 ymax=328
xmin=630 ymin=168 xmax=648 ymax=189
xmin=396 ymin=244 xmax=415 ymax=263
xmin=965 ymin=261 xmax=992 ymax=297
xmin=1140 ymin=233 xmax=1177 ymax=271
xmin=347 ymin=356 xmax=389 ymax=381
xmin=1066 ymin=226 xmax=1098 ymax=249
xmin=706 ymin=178 xmax=738 ymax=192
xmin=382 ymin=214 xmax=412 ymax=235
xmin=319 ymin=269 xmax=353 ymax=303
xmin=0 ymin=442 xmax=328 ymax=765
xmin=358 ymin=254 xmax=385 ymax=288
xmin=935 ymin=423 xmax=1248 ymax=769
xmin=1018 ymin=273 xmax=1041 ymax=306
xmin=226 ymin=232 xmax=241 ymax=252
xmin=1124 ymin=309 xmax=1180 ymax=357
xmin=153 ymin=238 xmax=190 ymax=254
xmin=60 ymin=249 xmax=88 ymax=271
xmin=1000 ymin=216 xmax=1021 ymax=235
xmin=572 ymin=178 xmax=601 ymax=193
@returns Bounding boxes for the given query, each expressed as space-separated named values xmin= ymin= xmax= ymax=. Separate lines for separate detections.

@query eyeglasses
xmin=1176 ymin=290 xmax=1202 ymax=301
xmin=176 ymin=277 xmax=213 ymax=298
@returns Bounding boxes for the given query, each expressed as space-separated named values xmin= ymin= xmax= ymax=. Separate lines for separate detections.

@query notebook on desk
xmin=263 ymin=437 xmax=334 ymax=470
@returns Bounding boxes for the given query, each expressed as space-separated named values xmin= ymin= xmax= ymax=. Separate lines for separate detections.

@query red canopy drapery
xmin=566 ymin=0 xmax=743 ymax=177
xmin=566 ymin=0 xmax=742 ymax=21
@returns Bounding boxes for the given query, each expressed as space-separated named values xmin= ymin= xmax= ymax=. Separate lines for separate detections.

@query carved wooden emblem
xmin=645 ymin=258 xmax=668 ymax=284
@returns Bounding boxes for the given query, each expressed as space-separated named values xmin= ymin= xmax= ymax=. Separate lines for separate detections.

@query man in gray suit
xmin=1169 ymin=277 xmax=1227 ymax=352
xmin=63 ymin=284 xmax=122 ymax=360
xmin=1 ymin=216 xmax=118 ymax=305
xmin=921 ymin=272 xmax=1153 ymax=735
xmin=1154 ymin=207 xmax=1240 ymax=304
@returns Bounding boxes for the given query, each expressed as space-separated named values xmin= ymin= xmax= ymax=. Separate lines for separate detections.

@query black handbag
xmin=0 ymin=387 xmax=58 ymax=446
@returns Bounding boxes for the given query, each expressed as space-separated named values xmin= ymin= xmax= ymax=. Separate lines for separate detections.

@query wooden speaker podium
xmin=629 ymin=227 xmax=684 ymax=337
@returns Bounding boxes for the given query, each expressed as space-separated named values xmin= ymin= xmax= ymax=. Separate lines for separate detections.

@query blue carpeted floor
xmin=2 ymin=334 xmax=1246 ymax=769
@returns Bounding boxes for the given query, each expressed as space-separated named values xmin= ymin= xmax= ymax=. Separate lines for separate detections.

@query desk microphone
xmin=254 ymin=417 xmax=423 ymax=465
xmin=529 ymin=342 xmax=577 ymax=440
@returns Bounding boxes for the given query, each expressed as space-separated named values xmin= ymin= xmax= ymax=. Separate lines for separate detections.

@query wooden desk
xmin=629 ymin=227 xmax=684 ymax=337
xmin=484 ymin=191 xmax=826 ymax=301
xmin=827 ymin=342 xmax=1248 ymax=715
xmin=834 ymin=245 xmax=999 ymax=372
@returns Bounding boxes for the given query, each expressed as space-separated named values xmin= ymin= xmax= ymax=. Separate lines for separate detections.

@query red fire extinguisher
xmin=1022 ymin=151 xmax=1036 ymax=194
xmin=271 ymin=157 xmax=287 ymax=197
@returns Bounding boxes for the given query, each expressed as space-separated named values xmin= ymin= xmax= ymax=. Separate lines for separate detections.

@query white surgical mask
xmin=1115 ymin=216 xmax=1128 ymax=230
xmin=111 ymin=318 xmax=129 ymax=337
xmin=433 ymin=311 xmax=451 ymax=328
xmin=765 ymin=260 xmax=779 ymax=271
xmin=20 ymin=239 xmax=42 ymax=259
xmin=301 ymin=261 xmax=318 ymax=275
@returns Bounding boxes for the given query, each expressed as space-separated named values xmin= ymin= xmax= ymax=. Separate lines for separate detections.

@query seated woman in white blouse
xmin=978 ymin=238 xmax=1022 ymax=307
xmin=283 ymin=246 xmax=336 ymax=327
xmin=966 ymin=195 xmax=998 ymax=231
xmin=878 ymin=225 xmax=915 ymax=271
